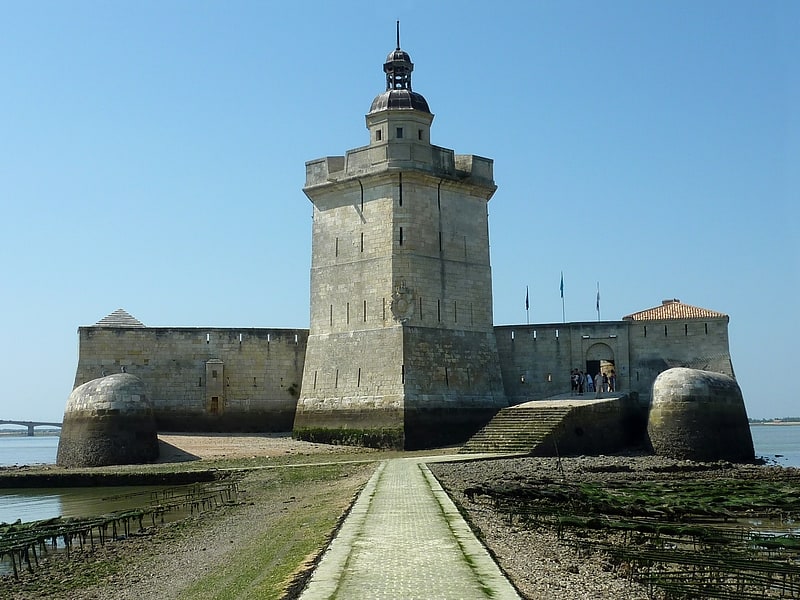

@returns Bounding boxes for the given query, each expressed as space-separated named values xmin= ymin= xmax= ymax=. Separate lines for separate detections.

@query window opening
xmin=396 ymin=127 xmax=403 ymax=139
xmin=375 ymin=129 xmax=382 ymax=141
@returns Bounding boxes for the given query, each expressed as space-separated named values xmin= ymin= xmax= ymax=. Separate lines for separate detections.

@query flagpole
xmin=525 ymin=285 xmax=530 ymax=324
xmin=596 ymin=281 xmax=600 ymax=321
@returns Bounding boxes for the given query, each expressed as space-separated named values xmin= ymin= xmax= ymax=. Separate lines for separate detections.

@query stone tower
xmin=293 ymin=34 xmax=507 ymax=449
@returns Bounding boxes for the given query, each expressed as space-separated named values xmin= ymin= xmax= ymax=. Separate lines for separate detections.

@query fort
xmin=64 ymin=36 xmax=743 ymax=456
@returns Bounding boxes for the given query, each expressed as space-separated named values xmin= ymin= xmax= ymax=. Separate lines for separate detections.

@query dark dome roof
xmin=386 ymin=48 xmax=411 ymax=63
xmin=369 ymin=89 xmax=431 ymax=114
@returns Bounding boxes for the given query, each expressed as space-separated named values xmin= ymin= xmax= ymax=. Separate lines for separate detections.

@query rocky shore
xmin=431 ymin=454 xmax=800 ymax=599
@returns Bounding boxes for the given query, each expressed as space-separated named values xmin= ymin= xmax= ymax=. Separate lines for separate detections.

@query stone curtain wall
xmin=627 ymin=317 xmax=732 ymax=404
xmin=495 ymin=322 xmax=632 ymax=404
xmin=74 ymin=327 xmax=308 ymax=431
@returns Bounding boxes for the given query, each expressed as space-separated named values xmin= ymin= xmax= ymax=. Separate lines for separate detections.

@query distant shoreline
xmin=750 ymin=421 xmax=800 ymax=426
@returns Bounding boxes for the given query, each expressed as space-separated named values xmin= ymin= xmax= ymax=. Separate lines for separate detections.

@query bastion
xmin=57 ymin=373 xmax=159 ymax=467
xmin=647 ymin=367 xmax=754 ymax=462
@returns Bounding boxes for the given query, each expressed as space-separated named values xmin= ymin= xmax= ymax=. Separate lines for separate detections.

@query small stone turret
xmin=57 ymin=373 xmax=159 ymax=467
xmin=647 ymin=367 xmax=754 ymax=462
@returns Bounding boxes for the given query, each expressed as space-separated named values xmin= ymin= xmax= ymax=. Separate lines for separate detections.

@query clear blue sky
xmin=1 ymin=1 xmax=797 ymax=422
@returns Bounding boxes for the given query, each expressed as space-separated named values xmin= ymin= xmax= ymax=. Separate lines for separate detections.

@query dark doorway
xmin=210 ymin=397 xmax=219 ymax=415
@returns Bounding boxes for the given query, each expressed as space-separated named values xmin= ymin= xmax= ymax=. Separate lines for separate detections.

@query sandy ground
xmin=155 ymin=432 xmax=361 ymax=462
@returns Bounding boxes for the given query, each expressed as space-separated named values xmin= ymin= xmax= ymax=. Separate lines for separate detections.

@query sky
xmin=1 ymin=1 xmax=797 ymax=423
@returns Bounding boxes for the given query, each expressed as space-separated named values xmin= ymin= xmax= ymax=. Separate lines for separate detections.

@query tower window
xmin=396 ymin=127 xmax=404 ymax=139
xmin=375 ymin=129 xmax=382 ymax=141
xmin=418 ymin=129 xmax=423 ymax=140
xmin=705 ymin=323 xmax=708 ymax=334
xmin=437 ymin=299 xmax=441 ymax=322
xmin=399 ymin=227 xmax=403 ymax=245
xmin=360 ymin=232 xmax=364 ymax=252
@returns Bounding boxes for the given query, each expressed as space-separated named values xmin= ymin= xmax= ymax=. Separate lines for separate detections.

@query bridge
xmin=0 ymin=420 xmax=62 ymax=436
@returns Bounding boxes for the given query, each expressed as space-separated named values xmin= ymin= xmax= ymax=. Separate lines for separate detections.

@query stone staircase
xmin=460 ymin=404 xmax=574 ymax=454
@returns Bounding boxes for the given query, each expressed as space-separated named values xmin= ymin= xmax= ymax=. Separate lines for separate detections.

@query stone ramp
xmin=299 ymin=457 xmax=520 ymax=600
xmin=461 ymin=395 xmax=634 ymax=455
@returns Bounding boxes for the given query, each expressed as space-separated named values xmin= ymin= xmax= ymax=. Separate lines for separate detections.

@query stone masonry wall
xmin=627 ymin=317 xmax=732 ymax=404
xmin=495 ymin=322 xmax=632 ymax=404
xmin=74 ymin=327 xmax=307 ymax=431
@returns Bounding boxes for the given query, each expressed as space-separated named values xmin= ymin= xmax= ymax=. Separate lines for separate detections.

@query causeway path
xmin=299 ymin=455 xmax=521 ymax=600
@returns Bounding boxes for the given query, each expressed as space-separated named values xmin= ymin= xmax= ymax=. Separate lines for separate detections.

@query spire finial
xmin=396 ymin=20 xmax=400 ymax=50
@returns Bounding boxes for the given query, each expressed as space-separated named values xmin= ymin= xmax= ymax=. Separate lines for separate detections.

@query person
xmin=571 ymin=369 xmax=578 ymax=394
xmin=609 ymin=369 xmax=616 ymax=392
xmin=586 ymin=372 xmax=594 ymax=393
xmin=602 ymin=372 xmax=609 ymax=393
xmin=594 ymin=372 xmax=603 ymax=398
xmin=578 ymin=371 xmax=585 ymax=395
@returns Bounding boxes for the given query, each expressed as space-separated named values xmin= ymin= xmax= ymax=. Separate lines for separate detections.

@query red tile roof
xmin=623 ymin=299 xmax=727 ymax=321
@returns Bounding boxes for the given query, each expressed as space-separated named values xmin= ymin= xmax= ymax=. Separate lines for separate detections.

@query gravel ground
xmin=430 ymin=454 xmax=799 ymax=600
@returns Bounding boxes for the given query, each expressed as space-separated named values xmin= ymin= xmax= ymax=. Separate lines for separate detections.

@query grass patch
xmin=177 ymin=462 xmax=374 ymax=600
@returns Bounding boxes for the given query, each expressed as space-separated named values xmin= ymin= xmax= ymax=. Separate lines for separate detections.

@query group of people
xmin=570 ymin=368 xmax=616 ymax=397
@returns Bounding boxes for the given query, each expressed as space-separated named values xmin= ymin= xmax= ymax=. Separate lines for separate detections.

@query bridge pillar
xmin=27 ymin=425 xmax=35 ymax=436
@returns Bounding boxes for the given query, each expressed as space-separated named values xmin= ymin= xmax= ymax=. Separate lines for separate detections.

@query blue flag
xmin=525 ymin=286 xmax=529 ymax=311
xmin=560 ymin=272 xmax=564 ymax=299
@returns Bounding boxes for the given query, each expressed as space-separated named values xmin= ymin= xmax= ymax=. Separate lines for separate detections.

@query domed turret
xmin=647 ymin=368 xmax=754 ymax=462
xmin=369 ymin=22 xmax=431 ymax=114
xmin=57 ymin=373 xmax=159 ymax=467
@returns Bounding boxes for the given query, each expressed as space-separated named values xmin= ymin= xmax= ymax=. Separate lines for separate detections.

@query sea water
xmin=0 ymin=426 xmax=798 ymax=524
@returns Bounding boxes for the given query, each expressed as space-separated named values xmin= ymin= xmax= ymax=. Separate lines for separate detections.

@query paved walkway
xmin=300 ymin=456 xmax=521 ymax=600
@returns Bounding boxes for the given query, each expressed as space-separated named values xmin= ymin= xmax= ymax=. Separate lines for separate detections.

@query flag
xmin=525 ymin=286 xmax=529 ymax=311
xmin=560 ymin=272 xmax=564 ymax=299
xmin=596 ymin=288 xmax=600 ymax=312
